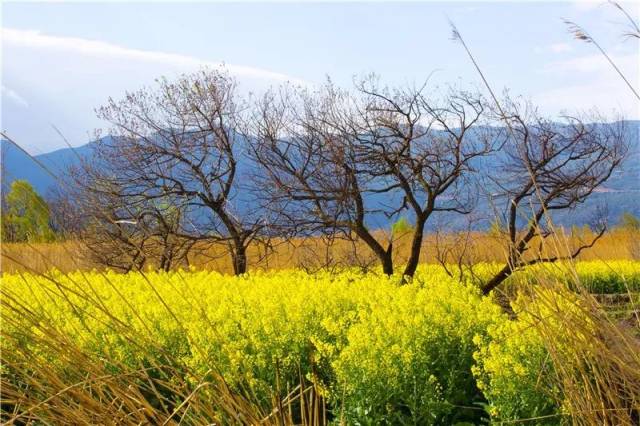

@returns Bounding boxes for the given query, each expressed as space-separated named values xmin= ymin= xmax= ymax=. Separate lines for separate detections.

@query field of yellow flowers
xmin=2 ymin=261 xmax=639 ymax=424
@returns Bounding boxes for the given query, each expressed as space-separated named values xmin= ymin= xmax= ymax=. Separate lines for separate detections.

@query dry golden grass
xmin=495 ymin=259 xmax=640 ymax=425
xmin=1 ymin=228 xmax=637 ymax=274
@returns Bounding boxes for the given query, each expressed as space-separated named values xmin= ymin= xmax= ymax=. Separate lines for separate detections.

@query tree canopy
xmin=2 ymin=180 xmax=55 ymax=243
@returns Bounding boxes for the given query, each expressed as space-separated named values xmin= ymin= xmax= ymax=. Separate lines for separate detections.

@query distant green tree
xmin=391 ymin=216 xmax=414 ymax=237
xmin=619 ymin=212 xmax=640 ymax=231
xmin=1 ymin=180 xmax=55 ymax=242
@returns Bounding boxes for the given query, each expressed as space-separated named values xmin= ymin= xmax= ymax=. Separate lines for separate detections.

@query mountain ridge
xmin=2 ymin=120 xmax=638 ymax=228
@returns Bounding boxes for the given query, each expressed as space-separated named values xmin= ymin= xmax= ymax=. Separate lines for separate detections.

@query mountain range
xmin=2 ymin=121 xmax=639 ymax=229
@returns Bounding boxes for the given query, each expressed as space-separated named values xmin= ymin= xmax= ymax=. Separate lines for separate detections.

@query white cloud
xmin=549 ymin=43 xmax=573 ymax=53
xmin=534 ymin=51 xmax=639 ymax=119
xmin=541 ymin=52 xmax=639 ymax=75
xmin=571 ymin=0 xmax=604 ymax=13
xmin=1 ymin=85 xmax=29 ymax=108
xmin=532 ymin=42 xmax=574 ymax=55
xmin=532 ymin=78 xmax=640 ymax=119
xmin=570 ymin=0 xmax=640 ymax=26
xmin=1 ymin=28 xmax=307 ymax=86
xmin=572 ymin=0 xmax=640 ymax=14
xmin=1 ymin=28 xmax=311 ymax=152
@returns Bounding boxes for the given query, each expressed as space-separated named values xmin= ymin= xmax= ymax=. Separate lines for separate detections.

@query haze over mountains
xmin=2 ymin=120 xmax=639 ymax=229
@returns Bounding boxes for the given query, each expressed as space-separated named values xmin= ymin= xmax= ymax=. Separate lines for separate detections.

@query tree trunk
xmin=380 ymin=250 xmax=394 ymax=276
xmin=160 ymin=242 xmax=172 ymax=272
xmin=354 ymin=226 xmax=394 ymax=275
xmin=481 ymin=264 xmax=513 ymax=295
xmin=160 ymin=255 xmax=170 ymax=272
xmin=232 ymin=244 xmax=248 ymax=275
xmin=401 ymin=219 xmax=425 ymax=279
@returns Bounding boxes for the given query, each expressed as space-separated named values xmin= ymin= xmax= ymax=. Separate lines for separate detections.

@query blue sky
xmin=2 ymin=1 xmax=639 ymax=154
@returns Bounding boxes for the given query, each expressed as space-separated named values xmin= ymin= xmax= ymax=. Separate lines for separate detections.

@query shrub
xmin=472 ymin=310 xmax=561 ymax=424
xmin=331 ymin=277 xmax=502 ymax=424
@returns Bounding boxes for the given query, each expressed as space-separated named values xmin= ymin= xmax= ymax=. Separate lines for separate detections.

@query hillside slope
xmin=2 ymin=121 xmax=638 ymax=228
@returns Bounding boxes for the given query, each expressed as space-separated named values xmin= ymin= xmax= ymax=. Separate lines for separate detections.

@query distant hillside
xmin=553 ymin=120 xmax=639 ymax=227
xmin=1 ymin=140 xmax=96 ymax=196
xmin=1 ymin=121 xmax=638 ymax=228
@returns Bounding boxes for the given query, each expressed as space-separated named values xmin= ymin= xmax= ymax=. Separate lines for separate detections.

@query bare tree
xmin=481 ymin=101 xmax=628 ymax=294
xmin=71 ymin=176 xmax=151 ymax=272
xmin=433 ymin=215 xmax=484 ymax=283
xmin=355 ymin=78 xmax=501 ymax=277
xmin=62 ymin=166 xmax=193 ymax=272
xmin=79 ymin=69 xmax=265 ymax=274
xmin=249 ymin=77 xmax=498 ymax=277
xmin=46 ymin=187 xmax=86 ymax=239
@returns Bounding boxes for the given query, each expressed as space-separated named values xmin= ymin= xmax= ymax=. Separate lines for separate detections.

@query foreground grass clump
xmin=2 ymin=261 xmax=639 ymax=423
xmin=474 ymin=283 xmax=640 ymax=425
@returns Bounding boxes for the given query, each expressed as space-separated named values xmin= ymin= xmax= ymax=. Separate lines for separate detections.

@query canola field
xmin=2 ymin=261 xmax=639 ymax=424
